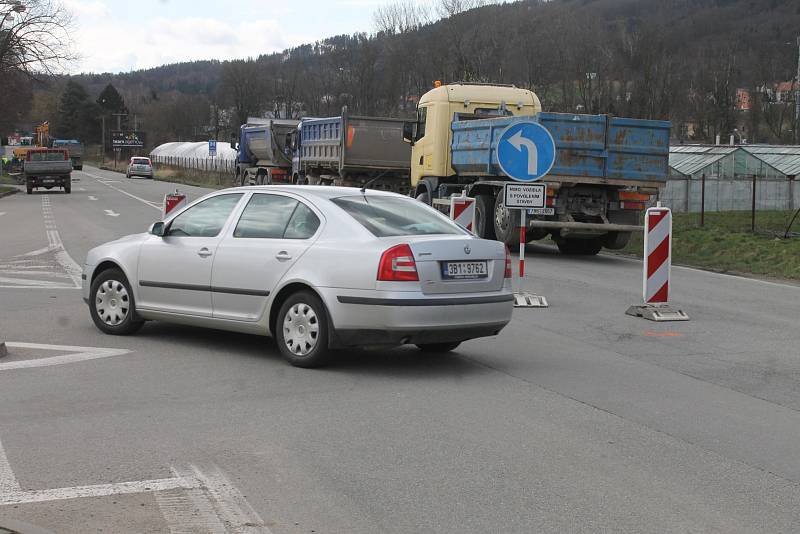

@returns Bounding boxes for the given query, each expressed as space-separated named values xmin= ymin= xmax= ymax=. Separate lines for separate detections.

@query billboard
xmin=111 ymin=131 xmax=145 ymax=148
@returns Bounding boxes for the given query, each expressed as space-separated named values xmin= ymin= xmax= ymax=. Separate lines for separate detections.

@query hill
xmin=11 ymin=0 xmax=800 ymax=147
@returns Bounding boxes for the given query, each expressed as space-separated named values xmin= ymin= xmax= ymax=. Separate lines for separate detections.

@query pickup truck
xmin=24 ymin=148 xmax=72 ymax=194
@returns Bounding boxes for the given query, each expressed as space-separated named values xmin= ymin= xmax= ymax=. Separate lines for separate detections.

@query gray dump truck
xmin=51 ymin=139 xmax=84 ymax=170
xmin=291 ymin=107 xmax=411 ymax=192
xmin=24 ymin=148 xmax=72 ymax=194
xmin=233 ymin=119 xmax=299 ymax=185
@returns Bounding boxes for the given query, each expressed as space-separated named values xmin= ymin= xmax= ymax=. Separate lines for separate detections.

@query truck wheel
xmin=492 ymin=190 xmax=519 ymax=245
xmin=603 ymin=231 xmax=631 ymax=250
xmin=26 ymin=186 xmax=32 ymax=195
xmin=415 ymin=188 xmax=431 ymax=205
xmin=475 ymin=194 xmax=496 ymax=240
xmin=275 ymin=290 xmax=331 ymax=368
xmin=64 ymin=185 xmax=71 ymax=194
xmin=556 ymin=238 xmax=603 ymax=255
xmin=256 ymin=169 xmax=268 ymax=185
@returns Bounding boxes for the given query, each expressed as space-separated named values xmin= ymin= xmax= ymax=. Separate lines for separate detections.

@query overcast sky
xmin=64 ymin=0 xmax=406 ymax=74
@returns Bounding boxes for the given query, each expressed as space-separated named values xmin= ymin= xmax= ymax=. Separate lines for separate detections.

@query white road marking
xmin=0 ymin=457 xmax=270 ymax=533
xmin=82 ymin=170 xmax=161 ymax=211
xmin=0 ymin=195 xmax=83 ymax=289
xmin=605 ymin=252 xmax=800 ymax=290
xmin=0 ymin=477 xmax=191 ymax=506
xmin=172 ymin=465 xmax=272 ymax=534
xmin=104 ymin=209 xmax=120 ymax=217
xmin=99 ymin=180 xmax=122 ymax=183
xmin=155 ymin=488 xmax=227 ymax=534
xmin=0 ymin=342 xmax=131 ymax=372
xmin=14 ymin=247 xmax=50 ymax=258
xmin=0 ymin=212 xmax=6 ymax=217
xmin=0 ymin=438 xmax=21 ymax=494
xmin=88 ymin=195 xmax=97 ymax=201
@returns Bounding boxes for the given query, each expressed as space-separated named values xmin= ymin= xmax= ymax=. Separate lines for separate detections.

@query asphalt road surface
xmin=1 ymin=166 xmax=799 ymax=533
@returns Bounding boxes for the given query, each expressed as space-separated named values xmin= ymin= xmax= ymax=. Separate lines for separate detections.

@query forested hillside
xmin=9 ymin=0 xmax=800 ymax=148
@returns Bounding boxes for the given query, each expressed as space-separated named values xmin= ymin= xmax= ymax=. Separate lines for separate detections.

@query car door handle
xmin=197 ymin=247 xmax=212 ymax=258
xmin=275 ymin=251 xmax=292 ymax=261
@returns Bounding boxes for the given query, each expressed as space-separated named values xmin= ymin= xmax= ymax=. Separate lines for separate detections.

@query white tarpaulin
xmin=150 ymin=141 xmax=237 ymax=161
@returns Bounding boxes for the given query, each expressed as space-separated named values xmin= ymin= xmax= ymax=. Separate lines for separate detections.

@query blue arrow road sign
xmin=497 ymin=121 xmax=556 ymax=182
xmin=208 ymin=139 xmax=217 ymax=157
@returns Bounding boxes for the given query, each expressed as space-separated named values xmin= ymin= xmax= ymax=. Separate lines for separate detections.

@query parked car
xmin=82 ymin=186 xmax=514 ymax=367
xmin=126 ymin=157 xmax=153 ymax=179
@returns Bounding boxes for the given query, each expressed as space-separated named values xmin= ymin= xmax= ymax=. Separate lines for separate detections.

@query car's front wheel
xmin=275 ymin=291 xmax=330 ymax=368
xmin=89 ymin=268 xmax=144 ymax=335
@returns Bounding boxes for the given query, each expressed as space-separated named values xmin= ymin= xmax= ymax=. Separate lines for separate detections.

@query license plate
xmin=42 ymin=179 xmax=54 ymax=183
xmin=442 ymin=261 xmax=488 ymax=279
xmin=527 ymin=208 xmax=554 ymax=215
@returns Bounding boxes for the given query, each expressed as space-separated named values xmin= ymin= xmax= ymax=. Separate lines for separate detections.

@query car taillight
xmin=504 ymin=246 xmax=512 ymax=278
xmin=377 ymin=244 xmax=418 ymax=281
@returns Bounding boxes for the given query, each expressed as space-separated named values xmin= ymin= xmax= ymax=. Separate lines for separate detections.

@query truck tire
xmin=492 ymin=189 xmax=518 ymax=245
xmin=26 ymin=185 xmax=32 ymax=195
xmin=556 ymin=238 xmax=603 ymax=256
xmin=64 ymin=184 xmax=71 ymax=194
xmin=475 ymin=194 xmax=496 ymax=240
xmin=603 ymin=231 xmax=632 ymax=250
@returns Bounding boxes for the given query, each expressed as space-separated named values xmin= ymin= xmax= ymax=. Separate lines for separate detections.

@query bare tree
xmin=373 ymin=1 xmax=431 ymax=35
xmin=0 ymin=0 xmax=75 ymax=79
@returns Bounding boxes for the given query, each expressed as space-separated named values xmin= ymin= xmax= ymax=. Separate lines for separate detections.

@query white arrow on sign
xmin=508 ymin=131 xmax=538 ymax=175
xmin=104 ymin=209 xmax=120 ymax=217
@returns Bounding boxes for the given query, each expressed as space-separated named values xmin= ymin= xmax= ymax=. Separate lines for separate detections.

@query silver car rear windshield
xmin=332 ymin=195 xmax=464 ymax=237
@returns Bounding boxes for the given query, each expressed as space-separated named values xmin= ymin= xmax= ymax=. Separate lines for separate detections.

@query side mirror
xmin=402 ymin=121 xmax=417 ymax=145
xmin=149 ymin=221 xmax=166 ymax=237
xmin=230 ymin=133 xmax=239 ymax=152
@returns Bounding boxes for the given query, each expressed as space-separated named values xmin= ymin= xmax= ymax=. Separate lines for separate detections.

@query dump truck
xmin=233 ymin=119 xmax=299 ymax=186
xmin=23 ymin=148 xmax=72 ymax=194
xmin=52 ymin=139 xmax=84 ymax=170
xmin=291 ymin=107 xmax=411 ymax=192
xmin=403 ymin=83 xmax=670 ymax=254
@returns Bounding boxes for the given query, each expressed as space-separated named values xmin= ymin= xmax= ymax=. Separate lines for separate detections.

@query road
xmin=1 ymin=166 xmax=799 ymax=533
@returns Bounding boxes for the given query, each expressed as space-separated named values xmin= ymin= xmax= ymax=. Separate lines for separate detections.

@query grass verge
xmin=620 ymin=210 xmax=800 ymax=281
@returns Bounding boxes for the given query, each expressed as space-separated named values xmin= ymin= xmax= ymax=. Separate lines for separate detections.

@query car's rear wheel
xmin=416 ymin=342 xmax=461 ymax=353
xmin=89 ymin=268 xmax=143 ymax=335
xmin=276 ymin=291 xmax=331 ymax=368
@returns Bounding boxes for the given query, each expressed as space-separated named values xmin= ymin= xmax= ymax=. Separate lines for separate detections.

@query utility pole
xmin=795 ymin=35 xmax=800 ymax=145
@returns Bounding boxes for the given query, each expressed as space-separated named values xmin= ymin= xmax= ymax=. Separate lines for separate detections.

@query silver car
xmin=82 ymin=186 xmax=514 ymax=367
xmin=126 ymin=157 xmax=153 ymax=179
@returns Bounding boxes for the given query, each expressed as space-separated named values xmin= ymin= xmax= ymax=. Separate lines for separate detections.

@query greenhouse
xmin=662 ymin=145 xmax=799 ymax=212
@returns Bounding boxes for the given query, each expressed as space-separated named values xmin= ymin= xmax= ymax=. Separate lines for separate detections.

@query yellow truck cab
xmin=409 ymin=83 xmax=541 ymax=189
